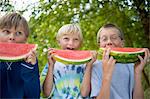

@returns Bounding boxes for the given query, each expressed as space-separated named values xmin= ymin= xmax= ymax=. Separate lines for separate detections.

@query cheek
xmin=0 ymin=37 xmax=8 ymax=42
xmin=15 ymin=37 xmax=27 ymax=43
xmin=75 ymin=42 xmax=81 ymax=48
xmin=116 ymin=40 xmax=124 ymax=47
xmin=58 ymin=41 xmax=66 ymax=48
xmin=99 ymin=43 xmax=105 ymax=47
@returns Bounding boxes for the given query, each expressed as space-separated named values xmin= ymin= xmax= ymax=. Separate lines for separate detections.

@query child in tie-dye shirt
xmin=41 ymin=24 xmax=97 ymax=98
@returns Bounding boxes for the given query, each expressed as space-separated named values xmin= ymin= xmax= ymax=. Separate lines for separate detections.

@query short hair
xmin=97 ymin=23 xmax=124 ymax=45
xmin=0 ymin=12 xmax=29 ymax=37
xmin=56 ymin=24 xmax=83 ymax=43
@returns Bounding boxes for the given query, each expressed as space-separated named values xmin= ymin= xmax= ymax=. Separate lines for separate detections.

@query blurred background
xmin=0 ymin=0 xmax=149 ymax=98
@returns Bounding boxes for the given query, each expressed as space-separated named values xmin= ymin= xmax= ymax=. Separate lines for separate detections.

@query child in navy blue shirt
xmin=0 ymin=13 xmax=40 ymax=98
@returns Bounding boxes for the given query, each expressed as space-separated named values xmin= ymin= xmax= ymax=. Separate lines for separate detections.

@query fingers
xmin=147 ymin=49 xmax=150 ymax=63
xmin=144 ymin=49 xmax=148 ymax=61
xmin=87 ymin=51 xmax=98 ymax=65
xmin=108 ymin=56 xmax=116 ymax=64
xmin=91 ymin=51 xmax=98 ymax=60
xmin=102 ymin=48 xmax=111 ymax=60
xmin=24 ymin=50 xmax=37 ymax=65
xmin=47 ymin=48 xmax=56 ymax=65
xmin=144 ymin=48 xmax=150 ymax=63
xmin=137 ymin=55 xmax=145 ymax=70
xmin=138 ymin=48 xmax=150 ymax=64
xmin=47 ymin=49 xmax=55 ymax=59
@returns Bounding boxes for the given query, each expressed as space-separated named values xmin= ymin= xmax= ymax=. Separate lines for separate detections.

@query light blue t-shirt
xmin=91 ymin=60 xmax=134 ymax=99
xmin=41 ymin=62 xmax=88 ymax=99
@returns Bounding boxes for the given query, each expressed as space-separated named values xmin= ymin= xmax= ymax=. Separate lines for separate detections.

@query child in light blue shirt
xmin=90 ymin=23 xmax=149 ymax=99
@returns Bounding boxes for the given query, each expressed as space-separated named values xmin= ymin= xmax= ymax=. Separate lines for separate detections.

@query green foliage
xmin=27 ymin=1 xmax=150 ymax=97
xmin=28 ymin=0 xmax=150 ymax=72
xmin=2 ymin=0 xmax=149 ymax=97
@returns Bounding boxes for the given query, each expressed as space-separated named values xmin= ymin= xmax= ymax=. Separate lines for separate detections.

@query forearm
xmin=133 ymin=74 xmax=144 ymax=99
xmin=81 ymin=64 xmax=92 ymax=97
xmin=43 ymin=65 xmax=54 ymax=97
xmin=96 ymin=78 xmax=111 ymax=99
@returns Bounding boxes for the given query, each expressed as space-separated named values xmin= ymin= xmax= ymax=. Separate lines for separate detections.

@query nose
xmin=68 ymin=40 xmax=73 ymax=45
xmin=107 ymin=38 xmax=113 ymax=43
xmin=106 ymin=38 xmax=113 ymax=45
xmin=9 ymin=34 xmax=15 ymax=41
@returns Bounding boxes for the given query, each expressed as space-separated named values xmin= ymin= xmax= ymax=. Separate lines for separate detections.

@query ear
xmin=121 ymin=40 xmax=125 ymax=47
xmin=23 ymin=38 xmax=28 ymax=43
xmin=57 ymin=40 xmax=61 ymax=46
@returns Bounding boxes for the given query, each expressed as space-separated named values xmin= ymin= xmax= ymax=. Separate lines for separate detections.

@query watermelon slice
xmin=52 ymin=49 xmax=92 ymax=65
xmin=98 ymin=47 xmax=145 ymax=63
xmin=0 ymin=42 xmax=37 ymax=62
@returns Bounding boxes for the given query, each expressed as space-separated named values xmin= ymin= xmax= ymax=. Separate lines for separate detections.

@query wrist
xmin=134 ymin=73 xmax=142 ymax=80
xmin=48 ymin=63 xmax=54 ymax=70
xmin=103 ymin=74 xmax=112 ymax=82
xmin=102 ymin=77 xmax=112 ymax=85
xmin=86 ymin=63 xmax=93 ymax=70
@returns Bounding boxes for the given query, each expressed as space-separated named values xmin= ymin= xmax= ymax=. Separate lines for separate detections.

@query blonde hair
xmin=56 ymin=24 xmax=83 ymax=43
xmin=97 ymin=23 xmax=124 ymax=45
xmin=0 ymin=12 xmax=29 ymax=37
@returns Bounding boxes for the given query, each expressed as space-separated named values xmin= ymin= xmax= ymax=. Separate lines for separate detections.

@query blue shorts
xmin=0 ymin=61 xmax=40 ymax=98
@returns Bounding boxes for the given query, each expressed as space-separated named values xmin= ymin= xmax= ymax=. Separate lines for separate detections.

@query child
xmin=90 ymin=23 xmax=150 ymax=99
xmin=41 ymin=24 xmax=97 ymax=98
xmin=0 ymin=13 xmax=40 ymax=98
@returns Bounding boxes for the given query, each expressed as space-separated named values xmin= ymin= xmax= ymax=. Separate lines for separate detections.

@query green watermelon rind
xmin=0 ymin=59 xmax=23 ymax=62
xmin=98 ymin=48 xmax=145 ymax=63
xmin=53 ymin=54 xmax=92 ymax=65
xmin=0 ymin=44 xmax=38 ymax=62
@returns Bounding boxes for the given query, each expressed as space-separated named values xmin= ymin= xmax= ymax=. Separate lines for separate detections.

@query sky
xmin=10 ymin=0 xmax=39 ymax=21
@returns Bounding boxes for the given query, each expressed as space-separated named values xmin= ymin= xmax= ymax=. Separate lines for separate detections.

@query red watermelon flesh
xmin=98 ymin=47 xmax=145 ymax=63
xmin=52 ymin=49 xmax=92 ymax=64
xmin=0 ymin=42 xmax=37 ymax=61
xmin=111 ymin=48 xmax=145 ymax=53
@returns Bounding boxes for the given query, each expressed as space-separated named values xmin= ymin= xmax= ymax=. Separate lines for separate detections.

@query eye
xmin=111 ymin=36 xmax=119 ymax=40
xmin=15 ymin=31 xmax=23 ymax=36
xmin=101 ymin=37 xmax=107 ymax=42
xmin=112 ymin=36 xmax=117 ymax=39
xmin=74 ymin=38 xmax=79 ymax=41
xmin=63 ymin=37 xmax=69 ymax=40
xmin=2 ymin=30 xmax=10 ymax=35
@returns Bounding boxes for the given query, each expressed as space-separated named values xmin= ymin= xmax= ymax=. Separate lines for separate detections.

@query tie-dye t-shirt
xmin=41 ymin=62 xmax=86 ymax=99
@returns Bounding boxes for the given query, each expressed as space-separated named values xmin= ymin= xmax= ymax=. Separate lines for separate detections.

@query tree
xmin=1 ymin=0 xmax=149 ymax=98
xmin=0 ymin=0 xmax=14 ymax=12
xmin=28 ymin=1 xmax=150 ymax=98
xmin=132 ymin=0 xmax=149 ymax=47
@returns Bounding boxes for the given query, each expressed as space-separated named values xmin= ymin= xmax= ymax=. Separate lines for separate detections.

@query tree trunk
xmin=133 ymin=0 xmax=150 ymax=49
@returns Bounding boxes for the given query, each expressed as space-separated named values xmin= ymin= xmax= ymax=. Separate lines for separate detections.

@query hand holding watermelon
xmin=24 ymin=50 xmax=37 ymax=65
xmin=102 ymin=48 xmax=116 ymax=80
xmin=86 ymin=51 xmax=98 ymax=66
xmin=134 ymin=48 xmax=150 ymax=74
xmin=47 ymin=48 xmax=56 ymax=68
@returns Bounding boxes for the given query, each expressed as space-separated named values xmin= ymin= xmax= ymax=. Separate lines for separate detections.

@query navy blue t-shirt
xmin=0 ymin=60 xmax=40 ymax=98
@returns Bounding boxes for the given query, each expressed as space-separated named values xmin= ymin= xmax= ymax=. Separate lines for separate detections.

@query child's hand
xmin=47 ymin=48 xmax=56 ymax=68
xmin=86 ymin=51 xmax=97 ymax=66
xmin=102 ymin=48 xmax=116 ymax=80
xmin=134 ymin=48 xmax=150 ymax=74
xmin=24 ymin=50 xmax=37 ymax=65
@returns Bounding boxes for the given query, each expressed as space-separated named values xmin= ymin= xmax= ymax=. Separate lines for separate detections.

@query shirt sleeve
xmin=21 ymin=59 xmax=38 ymax=70
xmin=40 ymin=63 xmax=49 ymax=84
xmin=90 ymin=60 xmax=103 ymax=98
xmin=41 ymin=63 xmax=49 ymax=76
xmin=41 ymin=63 xmax=56 ymax=98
